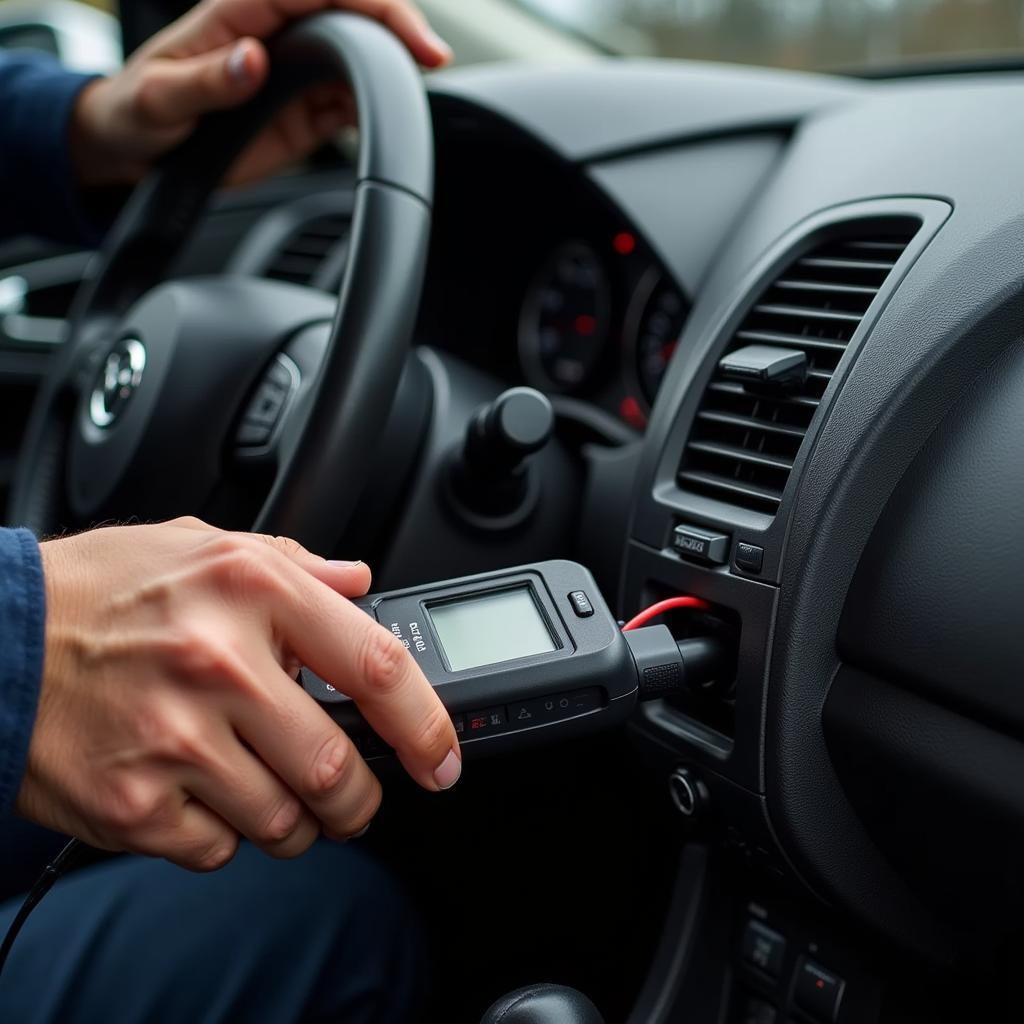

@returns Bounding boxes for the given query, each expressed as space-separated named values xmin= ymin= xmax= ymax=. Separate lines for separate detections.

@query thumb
xmin=136 ymin=37 xmax=268 ymax=128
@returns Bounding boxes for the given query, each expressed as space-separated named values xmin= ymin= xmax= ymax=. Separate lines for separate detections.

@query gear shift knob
xmin=480 ymin=983 xmax=605 ymax=1024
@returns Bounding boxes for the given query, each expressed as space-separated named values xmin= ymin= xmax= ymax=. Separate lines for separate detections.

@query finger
xmin=250 ymin=552 xmax=461 ymax=791
xmin=138 ymin=799 xmax=240 ymax=873
xmin=250 ymin=533 xmax=372 ymax=598
xmin=183 ymin=727 xmax=320 ymax=858
xmin=134 ymin=37 xmax=268 ymax=128
xmin=186 ymin=0 xmax=453 ymax=69
xmin=231 ymin=659 xmax=383 ymax=838
xmin=173 ymin=519 xmax=372 ymax=598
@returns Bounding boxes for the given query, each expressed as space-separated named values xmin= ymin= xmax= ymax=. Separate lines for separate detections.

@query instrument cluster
xmin=516 ymin=233 xmax=689 ymax=430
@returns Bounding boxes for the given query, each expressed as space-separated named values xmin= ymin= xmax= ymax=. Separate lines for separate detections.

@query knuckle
xmin=188 ymin=832 xmax=239 ymax=873
xmin=211 ymin=539 xmax=283 ymax=601
xmin=410 ymin=702 xmax=453 ymax=756
xmin=163 ymin=622 xmax=244 ymax=689
xmin=349 ymin=780 xmax=382 ymax=836
xmin=101 ymin=778 xmax=164 ymax=834
xmin=132 ymin=69 xmax=164 ymax=121
xmin=156 ymin=715 xmax=214 ymax=768
xmin=259 ymin=799 xmax=303 ymax=844
xmin=305 ymin=732 xmax=355 ymax=799
xmin=360 ymin=626 xmax=409 ymax=697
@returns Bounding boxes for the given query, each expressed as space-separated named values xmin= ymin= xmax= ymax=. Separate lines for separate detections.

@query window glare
xmin=516 ymin=0 xmax=1024 ymax=71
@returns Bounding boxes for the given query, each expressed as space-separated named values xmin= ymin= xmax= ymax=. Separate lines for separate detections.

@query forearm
xmin=0 ymin=528 xmax=45 ymax=820
xmin=0 ymin=53 xmax=103 ymax=246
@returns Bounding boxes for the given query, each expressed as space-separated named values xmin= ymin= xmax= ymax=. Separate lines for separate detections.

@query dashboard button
xmin=672 ymin=524 xmax=729 ymax=564
xmin=466 ymin=706 xmax=506 ymax=736
xmin=794 ymin=959 xmax=845 ymax=1022
xmin=739 ymin=919 xmax=786 ymax=978
xmin=735 ymin=542 xmax=765 ymax=573
xmin=568 ymin=590 xmax=594 ymax=617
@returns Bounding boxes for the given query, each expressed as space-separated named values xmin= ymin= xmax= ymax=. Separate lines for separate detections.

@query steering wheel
xmin=9 ymin=13 xmax=432 ymax=553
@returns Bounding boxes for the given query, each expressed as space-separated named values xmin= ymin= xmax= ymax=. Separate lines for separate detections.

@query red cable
xmin=621 ymin=595 xmax=709 ymax=631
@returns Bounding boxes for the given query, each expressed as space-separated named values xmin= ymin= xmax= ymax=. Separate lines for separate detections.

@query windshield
xmin=515 ymin=0 xmax=1024 ymax=72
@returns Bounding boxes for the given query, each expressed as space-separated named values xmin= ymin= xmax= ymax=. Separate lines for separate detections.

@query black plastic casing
xmin=302 ymin=560 xmax=638 ymax=756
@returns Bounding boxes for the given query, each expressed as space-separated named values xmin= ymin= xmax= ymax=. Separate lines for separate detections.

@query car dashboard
xmin=4 ymin=54 xmax=1024 ymax=1024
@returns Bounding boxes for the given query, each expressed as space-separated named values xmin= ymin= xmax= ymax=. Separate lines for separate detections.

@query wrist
xmin=69 ymin=77 xmax=145 ymax=189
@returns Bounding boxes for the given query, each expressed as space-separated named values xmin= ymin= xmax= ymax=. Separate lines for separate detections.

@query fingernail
xmin=227 ymin=41 xmax=251 ymax=84
xmin=433 ymin=748 xmax=461 ymax=790
xmin=351 ymin=822 xmax=370 ymax=839
xmin=327 ymin=559 xmax=362 ymax=568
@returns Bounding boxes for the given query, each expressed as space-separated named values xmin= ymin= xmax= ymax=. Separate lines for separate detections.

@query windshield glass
xmin=515 ymin=0 xmax=1024 ymax=72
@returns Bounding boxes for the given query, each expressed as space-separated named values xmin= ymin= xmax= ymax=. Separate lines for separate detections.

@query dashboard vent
xmin=678 ymin=226 xmax=917 ymax=515
xmin=263 ymin=213 xmax=349 ymax=287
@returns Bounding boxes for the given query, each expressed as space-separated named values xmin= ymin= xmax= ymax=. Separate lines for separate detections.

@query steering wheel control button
xmin=89 ymin=337 xmax=146 ymax=429
xmin=672 ymin=524 xmax=729 ymax=564
xmin=568 ymin=591 xmax=594 ymax=617
xmin=794 ymin=959 xmax=845 ymax=1022
xmin=236 ymin=354 xmax=298 ymax=450
xmin=739 ymin=920 xmax=787 ymax=978
xmin=735 ymin=542 xmax=765 ymax=574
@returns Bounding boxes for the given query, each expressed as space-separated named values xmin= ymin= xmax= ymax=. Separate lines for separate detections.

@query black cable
xmin=0 ymin=837 xmax=86 ymax=980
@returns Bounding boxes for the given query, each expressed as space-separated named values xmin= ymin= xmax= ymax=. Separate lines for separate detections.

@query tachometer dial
xmin=625 ymin=270 xmax=688 ymax=408
xmin=518 ymin=242 xmax=610 ymax=393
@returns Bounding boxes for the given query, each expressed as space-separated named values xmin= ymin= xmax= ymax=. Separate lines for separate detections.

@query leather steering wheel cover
xmin=10 ymin=12 xmax=432 ymax=549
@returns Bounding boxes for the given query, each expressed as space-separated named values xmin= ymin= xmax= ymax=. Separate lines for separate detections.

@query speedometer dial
xmin=518 ymin=242 xmax=610 ymax=393
xmin=625 ymin=269 xmax=689 ymax=408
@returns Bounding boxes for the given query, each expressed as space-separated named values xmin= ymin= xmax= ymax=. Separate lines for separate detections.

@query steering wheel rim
xmin=9 ymin=12 xmax=433 ymax=552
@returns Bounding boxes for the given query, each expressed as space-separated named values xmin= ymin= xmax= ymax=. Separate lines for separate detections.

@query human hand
xmin=69 ymin=0 xmax=451 ymax=189
xmin=17 ymin=517 xmax=462 ymax=871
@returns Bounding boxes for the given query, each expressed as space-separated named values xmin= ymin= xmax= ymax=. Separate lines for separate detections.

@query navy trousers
xmin=0 ymin=837 xmax=424 ymax=1022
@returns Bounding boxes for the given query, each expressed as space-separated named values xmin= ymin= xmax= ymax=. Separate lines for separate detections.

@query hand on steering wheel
xmin=70 ymin=0 xmax=451 ymax=189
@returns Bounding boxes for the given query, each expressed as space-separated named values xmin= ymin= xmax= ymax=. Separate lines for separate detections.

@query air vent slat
xmin=678 ymin=222 xmax=918 ymax=516
xmin=696 ymin=410 xmax=806 ymax=439
xmin=263 ymin=213 xmax=350 ymax=287
xmin=735 ymin=329 xmax=847 ymax=354
xmin=798 ymin=256 xmax=897 ymax=273
xmin=772 ymin=279 xmax=879 ymax=297
xmin=752 ymin=303 xmax=864 ymax=325
xmin=678 ymin=470 xmax=784 ymax=511
xmin=687 ymin=440 xmax=794 ymax=472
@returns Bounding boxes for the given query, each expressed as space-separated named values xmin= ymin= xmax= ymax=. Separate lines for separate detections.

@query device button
xmin=672 ymin=524 xmax=729 ymax=564
xmin=794 ymin=959 xmax=845 ymax=1022
xmin=465 ymin=706 xmax=506 ymax=736
xmin=452 ymin=713 xmax=466 ymax=739
xmin=739 ymin=920 xmax=787 ymax=978
xmin=735 ymin=542 xmax=765 ymax=573
xmin=246 ymin=378 xmax=289 ymax=427
xmin=568 ymin=590 xmax=594 ymax=617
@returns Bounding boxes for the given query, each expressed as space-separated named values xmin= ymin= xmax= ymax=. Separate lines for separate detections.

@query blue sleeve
xmin=0 ymin=528 xmax=46 ymax=819
xmin=0 ymin=52 xmax=101 ymax=245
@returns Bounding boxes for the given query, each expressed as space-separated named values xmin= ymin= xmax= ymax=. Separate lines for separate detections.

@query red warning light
xmin=574 ymin=313 xmax=597 ymax=336
xmin=815 ymin=979 xmax=825 ymax=990
xmin=613 ymin=231 xmax=636 ymax=256
xmin=619 ymin=395 xmax=647 ymax=429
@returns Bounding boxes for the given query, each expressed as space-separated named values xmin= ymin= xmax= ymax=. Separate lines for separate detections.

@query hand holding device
xmin=19 ymin=517 xmax=461 ymax=873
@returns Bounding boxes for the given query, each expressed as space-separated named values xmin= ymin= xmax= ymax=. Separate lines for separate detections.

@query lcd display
xmin=427 ymin=586 xmax=557 ymax=672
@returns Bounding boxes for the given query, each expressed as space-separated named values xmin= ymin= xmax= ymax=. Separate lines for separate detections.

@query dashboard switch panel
xmin=740 ymin=919 xmax=787 ymax=978
xmin=794 ymin=958 xmax=845 ymax=1022
xmin=672 ymin=523 xmax=729 ymax=564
